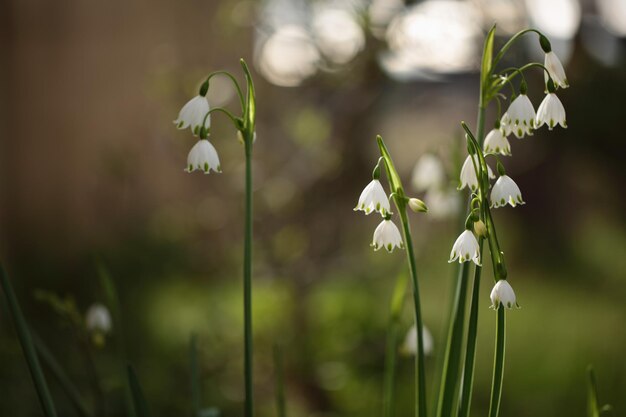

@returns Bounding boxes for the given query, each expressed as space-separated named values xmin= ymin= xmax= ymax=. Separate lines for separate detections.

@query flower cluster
xmin=174 ymin=81 xmax=223 ymax=174
xmin=450 ymin=34 xmax=570 ymax=310
xmin=355 ymin=178 xmax=404 ymax=253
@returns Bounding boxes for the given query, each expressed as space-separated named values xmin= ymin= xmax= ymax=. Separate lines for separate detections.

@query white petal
xmin=484 ymin=129 xmax=511 ymax=156
xmin=372 ymin=220 xmax=404 ymax=252
xmin=491 ymin=175 xmax=524 ymax=208
xmin=536 ymin=93 xmax=566 ymax=130
xmin=544 ymin=51 xmax=569 ymax=89
xmin=490 ymin=280 xmax=517 ymax=309
xmin=174 ymin=95 xmax=210 ymax=135
xmin=449 ymin=229 xmax=480 ymax=265
xmin=186 ymin=140 xmax=221 ymax=174
xmin=458 ymin=155 xmax=495 ymax=191
xmin=355 ymin=179 xmax=391 ymax=216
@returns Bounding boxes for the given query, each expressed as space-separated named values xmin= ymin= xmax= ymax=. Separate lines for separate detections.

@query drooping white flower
xmin=544 ymin=51 xmax=569 ymax=89
xmin=505 ymin=94 xmax=536 ymax=138
xmin=536 ymin=93 xmax=567 ymax=130
xmin=490 ymin=280 xmax=518 ymax=309
xmin=483 ymin=128 xmax=511 ymax=156
xmin=402 ymin=324 xmax=434 ymax=356
xmin=355 ymin=179 xmax=391 ymax=216
xmin=372 ymin=219 xmax=404 ymax=252
xmin=411 ymin=153 xmax=445 ymax=192
xmin=458 ymin=155 xmax=495 ymax=192
xmin=86 ymin=304 xmax=112 ymax=334
xmin=448 ymin=229 xmax=481 ymax=265
xmin=174 ymin=95 xmax=210 ymax=135
xmin=491 ymin=175 xmax=524 ymax=208
xmin=186 ymin=140 xmax=221 ymax=174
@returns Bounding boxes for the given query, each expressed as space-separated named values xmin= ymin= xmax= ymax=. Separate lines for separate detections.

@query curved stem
xmin=398 ymin=206 xmax=428 ymax=417
xmin=207 ymin=70 xmax=246 ymax=112
xmin=243 ymin=134 xmax=254 ymax=417
xmin=492 ymin=29 xmax=543 ymax=68
xmin=202 ymin=107 xmax=243 ymax=131
xmin=488 ymin=308 xmax=506 ymax=417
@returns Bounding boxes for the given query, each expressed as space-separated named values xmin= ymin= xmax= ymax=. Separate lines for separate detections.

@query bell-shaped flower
xmin=544 ymin=51 xmax=569 ymax=89
xmin=424 ymin=189 xmax=461 ymax=220
xmin=483 ymin=128 xmax=511 ymax=156
xmin=504 ymin=94 xmax=536 ymax=138
xmin=458 ymin=155 xmax=495 ymax=192
xmin=449 ymin=229 xmax=481 ymax=265
xmin=86 ymin=304 xmax=112 ymax=334
xmin=402 ymin=324 xmax=434 ymax=356
xmin=372 ymin=219 xmax=404 ymax=252
xmin=536 ymin=93 xmax=567 ymax=130
xmin=186 ymin=139 xmax=221 ymax=174
xmin=174 ymin=95 xmax=210 ymax=136
xmin=490 ymin=280 xmax=518 ymax=309
xmin=355 ymin=179 xmax=391 ymax=216
xmin=411 ymin=153 xmax=445 ymax=192
xmin=491 ymin=175 xmax=524 ymax=208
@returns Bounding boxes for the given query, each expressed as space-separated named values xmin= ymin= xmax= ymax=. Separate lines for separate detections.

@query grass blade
xmin=190 ymin=333 xmax=202 ymax=416
xmin=33 ymin=332 xmax=94 ymax=417
xmin=127 ymin=365 xmax=152 ymax=417
xmin=382 ymin=273 xmax=407 ymax=417
xmin=273 ymin=345 xmax=287 ymax=417
xmin=0 ymin=266 xmax=58 ymax=417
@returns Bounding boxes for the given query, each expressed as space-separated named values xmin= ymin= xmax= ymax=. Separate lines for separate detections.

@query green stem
xmin=398 ymin=206 xmax=427 ymax=417
xmin=456 ymin=240 xmax=483 ymax=417
xmin=0 ymin=266 xmax=58 ymax=417
xmin=382 ymin=273 xmax=408 ymax=417
xmin=206 ymin=70 xmax=246 ymax=112
xmin=189 ymin=334 xmax=202 ymax=416
xmin=243 ymin=134 xmax=254 ymax=417
xmin=492 ymin=29 xmax=543 ymax=68
xmin=488 ymin=308 xmax=506 ymax=417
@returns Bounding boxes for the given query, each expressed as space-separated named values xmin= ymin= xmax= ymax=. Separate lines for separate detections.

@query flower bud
xmin=474 ymin=220 xmax=487 ymax=237
xmin=408 ymin=198 xmax=428 ymax=213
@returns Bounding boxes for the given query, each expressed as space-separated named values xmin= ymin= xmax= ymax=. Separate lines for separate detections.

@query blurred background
xmin=1 ymin=0 xmax=625 ymax=416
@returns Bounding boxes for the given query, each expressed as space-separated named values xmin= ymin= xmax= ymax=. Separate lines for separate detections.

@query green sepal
xmin=480 ymin=24 xmax=497 ymax=99
xmin=199 ymin=80 xmax=209 ymax=97
xmin=539 ymin=34 xmax=552 ymax=53
xmin=127 ymin=365 xmax=152 ymax=417
xmin=240 ymin=59 xmax=256 ymax=139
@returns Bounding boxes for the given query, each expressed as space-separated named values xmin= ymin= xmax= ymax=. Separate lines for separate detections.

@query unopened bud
xmin=474 ymin=220 xmax=487 ymax=237
xmin=408 ymin=198 xmax=428 ymax=213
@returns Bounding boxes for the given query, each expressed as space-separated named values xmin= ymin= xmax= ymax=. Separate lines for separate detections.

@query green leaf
xmin=33 ymin=333 xmax=93 ymax=417
xmin=190 ymin=333 xmax=202 ymax=416
xmin=587 ymin=366 xmax=600 ymax=417
xmin=273 ymin=345 xmax=287 ymax=417
xmin=376 ymin=135 xmax=404 ymax=197
xmin=128 ymin=365 xmax=152 ymax=417
xmin=481 ymin=25 xmax=497 ymax=96
xmin=0 ymin=266 xmax=58 ymax=417
xmin=240 ymin=58 xmax=256 ymax=136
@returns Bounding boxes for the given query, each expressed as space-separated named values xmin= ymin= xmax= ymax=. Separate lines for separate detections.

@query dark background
xmin=1 ymin=0 xmax=625 ymax=416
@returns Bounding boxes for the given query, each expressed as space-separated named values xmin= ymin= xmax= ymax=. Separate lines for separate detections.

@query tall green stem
xmin=382 ymin=273 xmax=408 ymax=417
xmin=456 ymin=242 xmax=483 ymax=417
xmin=398 ymin=207 xmax=427 ymax=417
xmin=243 ymin=135 xmax=254 ymax=417
xmin=488 ymin=308 xmax=506 ymax=417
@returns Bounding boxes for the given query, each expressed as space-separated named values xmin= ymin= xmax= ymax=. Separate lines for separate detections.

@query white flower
xmin=372 ymin=219 xmax=404 ymax=252
xmin=174 ymin=95 xmax=210 ymax=135
xmin=458 ymin=155 xmax=495 ymax=192
xmin=402 ymin=324 xmax=433 ymax=356
xmin=499 ymin=112 xmax=512 ymax=137
xmin=535 ymin=93 xmax=567 ymax=130
xmin=483 ymin=128 xmax=511 ymax=156
xmin=505 ymin=94 xmax=536 ymax=138
xmin=408 ymin=198 xmax=428 ymax=213
xmin=448 ymin=229 xmax=480 ymax=265
xmin=544 ymin=51 xmax=569 ymax=89
xmin=355 ymin=179 xmax=391 ymax=216
xmin=411 ymin=154 xmax=445 ymax=192
xmin=424 ymin=189 xmax=461 ymax=220
xmin=86 ymin=304 xmax=112 ymax=334
xmin=490 ymin=175 xmax=524 ymax=208
xmin=186 ymin=140 xmax=221 ymax=174
xmin=490 ymin=280 xmax=518 ymax=309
